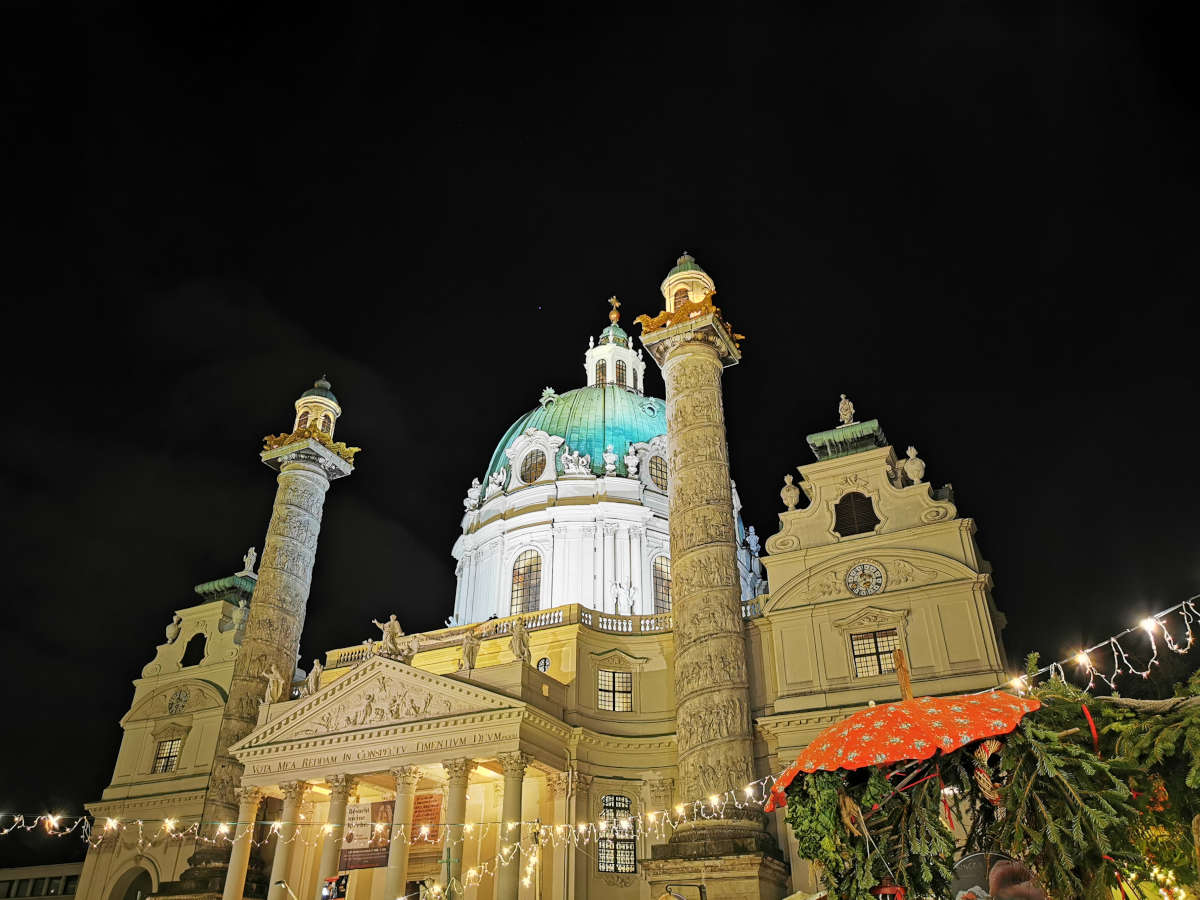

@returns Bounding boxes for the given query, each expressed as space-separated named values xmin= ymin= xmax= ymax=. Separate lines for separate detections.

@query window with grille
xmin=519 ymin=450 xmax=546 ymax=483
xmin=597 ymin=794 xmax=636 ymax=873
xmin=615 ymin=360 xmax=627 ymax=386
xmin=851 ymin=628 xmax=900 ymax=678
xmin=297 ymin=410 xmax=309 ymax=429
xmin=510 ymin=550 xmax=541 ymax=615
xmin=833 ymin=492 xmax=880 ymax=537
xmin=652 ymin=556 xmax=671 ymax=613
xmin=320 ymin=414 xmax=332 ymax=433
xmin=673 ymin=287 xmax=689 ymax=307
xmin=648 ymin=455 xmax=668 ymax=491
xmin=598 ymin=669 xmax=633 ymax=711
xmin=152 ymin=737 xmax=183 ymax=773
xmin=596 ymin=360 xmax=607 ymax=385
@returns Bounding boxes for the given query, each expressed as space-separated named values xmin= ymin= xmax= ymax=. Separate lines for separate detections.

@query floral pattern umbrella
xmin=765 ymin=692 xmax=1040 ymax=812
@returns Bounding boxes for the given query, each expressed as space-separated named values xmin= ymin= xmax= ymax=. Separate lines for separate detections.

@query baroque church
xmin=78 ymin=255 xmax=1009 ymax=900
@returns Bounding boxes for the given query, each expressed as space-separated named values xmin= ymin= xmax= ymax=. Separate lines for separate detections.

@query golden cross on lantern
xmin=608 ymin=295 xmax=621 ymax=323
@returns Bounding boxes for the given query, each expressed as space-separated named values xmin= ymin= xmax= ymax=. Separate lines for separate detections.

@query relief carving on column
xmin=280 ymin=781 xmax=309 ymax=804
xmin=677 ymin=749 xmax=754 ymax=799
xmin=497 ymin=750 xmax=533 ymax=779
xmin=325 ymin=774 xmax=356 ymax=804
xmin=672 ymin=553 xmax=738 ymax=594
xmin=676 ymin=695 xmax=749 ymax=754
xmin=674 ymin=641 xmax=747 ymax=690
xmin=442 ymin=758 xmax=475 ymax=786
xmin=391 ymin=766 xmax=422 ymax=791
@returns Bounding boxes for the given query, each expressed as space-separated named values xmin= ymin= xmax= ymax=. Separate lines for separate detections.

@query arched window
xmin=320 ymin=414 xmax=332 ymax=433
xmin=833 ymin=492 xmax=880 ymax=537
xmin=615 ymin=360 xmax=627 ymax=387
xmin=597 ymin=794 xmax=636 ymax=873
xmin=652 ymin=556 xmax=671 ymax=613
xmin=520 ymin=450 xmax=546 ymax=483
xmin=296 ymin=410 xmax=310 ymax=429
xmin=179 ymin=633 xmax=206 ymax=667
xmin=596 ymin=360 xmax=607 ymax=385
xmin=510 ymin=549 xmax=541 ymax=615
xmin=648 ymin=455 xmax=668 ymax=491
xmin=673 ymin=287 xmax=689 ymax=307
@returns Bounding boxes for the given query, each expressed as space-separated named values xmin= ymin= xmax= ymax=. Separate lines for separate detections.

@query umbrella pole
xmin=892 ymin=648 xmax=914 ymax=702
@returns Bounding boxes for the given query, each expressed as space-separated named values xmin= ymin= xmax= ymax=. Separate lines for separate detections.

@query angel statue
xmin=837 ymin=393 xmax=856 ymax=426
xmin=304 ymin=658 xmax=324 ymax=696
xmin=510 ymin=616 xmax=531 ymax=666
xmin=262 ymin=663 xmax=286 ymax=705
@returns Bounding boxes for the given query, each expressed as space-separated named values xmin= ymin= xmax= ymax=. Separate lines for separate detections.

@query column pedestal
xmin=268 ymin=782 xmax=308 ymax=900
xmin=385 ymin=767 xmax=422 ymax=900
xmin=222 ymin=787 xmax=263 ymax=900
xmin=313 ymin=775 xmax=354 ymax=900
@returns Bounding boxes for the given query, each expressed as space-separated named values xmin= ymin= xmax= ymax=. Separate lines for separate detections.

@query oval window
xmin=520 ymin=450 xmax=547 ymax=483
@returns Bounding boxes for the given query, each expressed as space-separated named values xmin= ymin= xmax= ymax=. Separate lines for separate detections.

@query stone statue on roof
xmin=746 ymin=525 xmax=761 ymax=557
xmin=305 ymin=658 xmax=324 ymax=695
xmin=624 ymin=444 xmax=640 ymax=477
xmin=458 ymin=627 xmax=481 ymax=671
xmin=239 ymin=546 xmax=257 ymax=576
xmin=372 ymin=614 xmax=405 ymax=658
xmin=510 ymin=616 xmax=531 ymax=666
xmin=838 ymin=394 xmax=856 ymax=427
xmin=262 ymin=663 xmax=286 ymax=704
xmin=464 ymin=477 xmax=482 ymax=510
xmin=603 ymin=444 xmax=618 ymax=475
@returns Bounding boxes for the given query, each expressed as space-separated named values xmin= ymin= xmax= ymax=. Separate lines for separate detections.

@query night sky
xmin=4 ymin=4 xmax=1197 ymax=859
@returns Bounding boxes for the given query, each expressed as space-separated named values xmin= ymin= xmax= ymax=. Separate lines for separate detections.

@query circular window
xmin=649 ymin=455 xmax=668 ymax=491
xmin=641 ymin=400 xmax=657 ymax=416
xmin=520 ymin=449 xmax=547 ymax=483
xmin=536 ymin=657 xmax=551 ymax=673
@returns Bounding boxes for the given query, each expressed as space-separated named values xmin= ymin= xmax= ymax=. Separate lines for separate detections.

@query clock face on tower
xmin=845 ymin=562 xmax=885 ymax=597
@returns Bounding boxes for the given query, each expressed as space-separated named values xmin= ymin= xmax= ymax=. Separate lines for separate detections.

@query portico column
xmin=547 ymin=774 xmax=571 ymax=900
xmin=602 ymin=524 xmax=618 ymax=612
xmin=442 ymin=758 xmax=476 ymax=892
xmin=313 ymin=775 xmax=355 ymax=900
xmin=630 ymin=527 xmax=645 ymax=615
xmin=385 ymin=767 xmax=422 ymax=900
xmin=569 ymin=773 xmax=592 ymax=900
xmin=496 ymin=751 xmax=531 ymax=900
xmin=222 ymin=786 xmax=263 ymax=900
xmin=268 ymin=781 xmax=308 ymax=900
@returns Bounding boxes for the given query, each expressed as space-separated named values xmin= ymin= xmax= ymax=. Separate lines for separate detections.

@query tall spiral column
xmin=637 ymin=256 xmax=785 ymax=898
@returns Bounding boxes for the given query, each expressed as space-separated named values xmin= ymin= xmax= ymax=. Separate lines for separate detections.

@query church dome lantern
xmin=585 ymin=297 xmax=645 ymax=392
xmin=293 ymin=375 xmax=342 ymax=437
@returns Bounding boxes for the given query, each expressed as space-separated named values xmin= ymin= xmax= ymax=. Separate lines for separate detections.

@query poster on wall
xmin=410 ymin=792 xmax=443 ymax=845
xmin=338 ymin=800 xmax=394 ymax=870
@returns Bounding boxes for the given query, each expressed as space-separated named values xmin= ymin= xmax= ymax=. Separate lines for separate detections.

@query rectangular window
xmin=851 ymin=628 xmax=900 ymax=678
xmin=597 ymin=794 xmax=636 ymax=873
xmin=0 ymin=882 xmax=12 ymax=898
xmin=597 ymin=670 xmax=632 ymax=712
xmin=29 ymin=882 xmax=45 ymax=897
xmin=13 ymin=882 xmax=28 ymax=898
xmin=61 ymin=879 xmax=78 ymax=897
xmin=45 ymin=880 xmax=61 ymax=896
xmin=152 ymin=737 xmax=183 ymax=773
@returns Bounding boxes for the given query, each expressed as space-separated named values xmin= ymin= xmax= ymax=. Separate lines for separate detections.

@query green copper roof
xmin=666 ymin=252 xmax=705 ymax=278
xmin=806 ymin=419 xmax=888 ymax=461
xmin=193 ymin=574 xmax=257 ymax=602
xmin=599 ymin=323 xmax=629 ymax=346
xmin=485 ymin=385 xmax=666 ymax=479
xmin=301 ymin=376 xmax=338 ymax=403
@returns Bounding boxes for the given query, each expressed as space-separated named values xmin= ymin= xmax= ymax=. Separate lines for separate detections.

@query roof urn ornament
xmin=837 ymin=393 xmax=857 ymax=427
xmin=781 ymin=473 xmax=801 ymax=511
xmin=165 ymin=614 xmax=183 ymax=645
xmin=903 ymin=446 xmax=926 ymax=484
xmin=603 ymin=444 xmax=618 ymax=475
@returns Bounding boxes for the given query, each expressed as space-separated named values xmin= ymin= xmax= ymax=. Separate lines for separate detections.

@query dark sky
xmin=3 ymin=2 xmax=1198 ymax=854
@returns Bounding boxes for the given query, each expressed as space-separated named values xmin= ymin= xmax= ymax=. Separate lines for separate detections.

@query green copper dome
xmin=598 ymin=323 xmax=629 ymax=346
xmin=485 ymin=386 xmax=666 ymax=480
xmin=666 ymin=251 xmax=705 ymax=278
xmin=301 ymin=376 xmax=338 ymax=403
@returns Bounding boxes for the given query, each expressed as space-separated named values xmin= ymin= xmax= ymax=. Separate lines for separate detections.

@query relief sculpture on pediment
xmin=291 ymin=672 xmax=469 ymax=739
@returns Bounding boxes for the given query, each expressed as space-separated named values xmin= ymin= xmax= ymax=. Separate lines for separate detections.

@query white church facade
xmin=78 ymin=255 xmax=1009 ymax=900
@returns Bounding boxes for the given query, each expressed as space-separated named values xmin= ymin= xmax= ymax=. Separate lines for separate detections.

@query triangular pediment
xmin=232 ymin=656 xmax=518 ymax=750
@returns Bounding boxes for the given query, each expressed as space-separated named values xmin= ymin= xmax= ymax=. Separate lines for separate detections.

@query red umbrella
xmin=765 ymin=653 xmax=1039 ymax=812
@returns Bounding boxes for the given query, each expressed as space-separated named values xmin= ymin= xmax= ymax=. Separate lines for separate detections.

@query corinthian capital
xmin=442 ymin=758 xmax=476 ymax=786
xmin=279 ymin=781 xmax=309 ymax=804
xmin=497 ymin=750 xmax=533 ymax=779
xmin=391 ymin=765 xmax=423 ymax=791
xmin=234 ymin=785 xmax=264 ymax=812
xmin=325 ymin=774 xmax=356 ymax=803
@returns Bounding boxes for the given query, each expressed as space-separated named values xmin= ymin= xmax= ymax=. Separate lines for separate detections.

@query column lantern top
xmin=261 ymin=376 xmax=360 ymax=476
xmin=635 ymin=252 xmax=744 ymax=368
